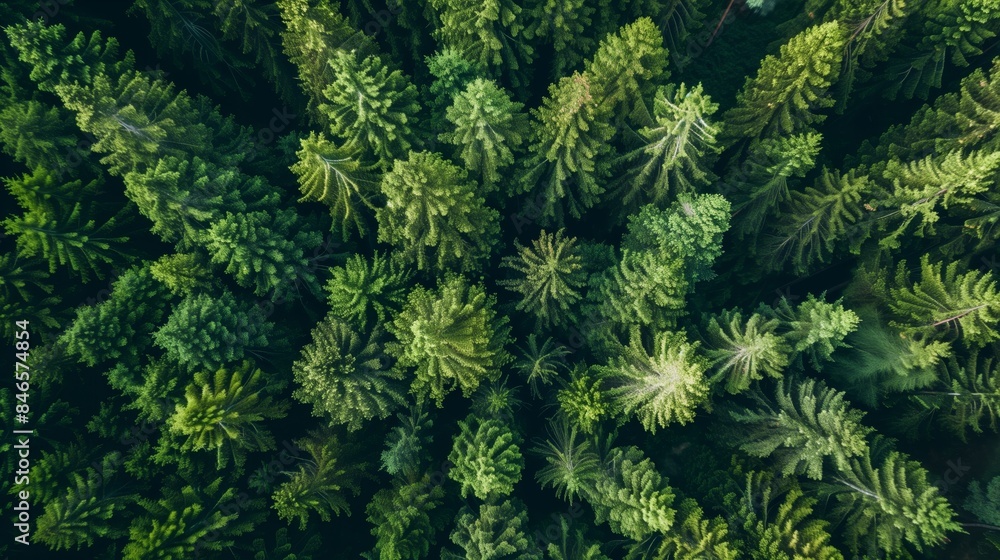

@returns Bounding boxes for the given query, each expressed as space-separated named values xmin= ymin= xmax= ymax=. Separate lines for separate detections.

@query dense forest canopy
xmin=2 ymin=0 xmax=1000 ymax=558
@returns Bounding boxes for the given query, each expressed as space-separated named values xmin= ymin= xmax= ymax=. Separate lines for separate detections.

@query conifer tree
xmin=499 ymin=229 xmax=587 ymax=329
xmin=123 ymin=478 xmax=262 ymax=560
xmin=826 ymin=447 xmax=960 ymax=553
xmin=732 ymin=378 xmax=873 ymax=480
xmin=325 ymin=252 xmax=412 ymax=330
xmin=611 ymin=83 xmax=721 ymax=219
xmin=518 ymin=72 xmax=613 ymax=225
xmin=153 ymin=290 xmax=273 ymax=371
xmin=273 ymin=427 xmax=369 ymax=529
xmin=557 ymin=365 xmax=611 ymax=435
xmin=380 ymin=407 xmax=434 ymax=479
xmin=526 ymin=0 xmax=595 ymax=79
xmin=912 ymin=345 xmax=1000 ymax=440
xmin=513 ymin=334 xmax=570 ymax=399
xmin=583 ymin=17 xmax=669 ymax=122
xmin=388 ymin=274 xmax=511 ymax=406
xmin=276 ymin=0 xmax=375 ymax=122
xmin=291 ymin=131 xmax=378 ymax=240
xmin=446 ymin=500 xmax=542 ymax=560
xmin=292 ymin=314 xmax=405 ymax=431
xmin=545 ymin=516 xmax=610 ymax=560
xmin=149 ymin=252 xmax=214 ymax=297
xmin=426 ymin=48 xmax=486 ymax=124
xmin=427 ymin=0 xmax=533 ymax=88
xmin=720 ymin=21 xmax=847 ymax=146
xmin=763 ymin=294 xmax=860 ymax=370
xmin=439 ymin=78 xmax=528 ymax=192
xmin=889 ymin=255 xmax=1000 ymax=347
xmin=167 ymin=361 xmax=288 ymax=469
xmin=367 ymin=476 xmax=447 ymax=560
xmin=767 ymin=168 xmax=869 ymax=273
xmin=35 ymin=454 xmax=132 ymax=550
xmin=599 ymin=331 xmax=710 ymax=432
xmin=533 ymin=416 xmax=602 ymax=504
xmin=637 ymin=499 xmax=737 ymax=560
xmin=377 ymin=151 xmax=499 ymax=273
xmin=206 ymin=208 xmax=323 ymax=299
xmin=590 ymin=446 xmax=676 ymax=541
xmin=701 ymin=309 xmax=791 ymax=394
xmin=447 ymin=414 xmax=524 ymax=501
xmin=321 ymin=49 xmax=420 ymax=170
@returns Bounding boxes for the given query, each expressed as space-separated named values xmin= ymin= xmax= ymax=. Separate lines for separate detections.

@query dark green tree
xmin=445 ymin=500 xmax=542 ymax=560
xmin=447 ymin=414 xmax=524 ymax=501
xmin=325 ymin=252 xmax=412 ymax=329
xmin=499 ymin=229 xmax=587 ymax=329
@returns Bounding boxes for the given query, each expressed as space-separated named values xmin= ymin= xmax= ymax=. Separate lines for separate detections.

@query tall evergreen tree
xmin=499 ymin=229 xmax=587 ymax=329
xmin=447 ymin=414 xmax=524 ymax=501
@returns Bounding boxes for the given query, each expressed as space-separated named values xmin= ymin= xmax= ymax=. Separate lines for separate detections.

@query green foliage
xmin=388 ymin=274 xmax=511 ymax=405
xmin=149 ymin=252 xmax=213 ymax=296
xmin=518 ymin=72 xmax=613 ymax=225
xmin=513 ymin=334 xmax=570 ymax=398
xmin=526 ymin=0 xmax=594 ymax=79
xmin=367 ymin=476 xmax=447 ymax=560
xmin=732 ymin=378 xmax=873 ymax=480
xmin=440 ymin=78 xmax=528 ymax=191
xmin=599 ymin=330 xmax=710 ymax=432
xmin=447 ymin=414 xmax=524 ymax=500
xmin=702 ymin=309 xmax=790 ymax=394
xmin=721 ymin=21 xmax=847 ymax=145
xmin=447 ymin=500 xmax=542 ymax=560
xmin=583 ymin=17 xmax=669 ymax=121
xmin=913 ymin=345 xmax=1000 ymax=440
xmin=533 ymin=416 xmax=601 ymax=504
xmin=377 ymin=150 xmax=499 ymax=273
xmin=826 ymin=448 xmax=961 ymax=553
xmin=325 ymin=252 xmax=412 ymax=329
xmin=427 ymin=0 xmax=533 ymax=86
xmin=769 ymin=294 xmax=861 ymax=369
xmin=321 ymin=49 xmax=420 ymax=170
xmin=889 ymin=255 xmax=1000 ymax=347
xmin=291 ymin=131 xmax=378 ymax=240
xmin=249 ymin=527 xmax=322 ymax=560
xmin=557 ymin=365 xmax=611 ymax=434
xmin=167 ymin=361 xmax=288 ymax=469
xmin=381 ymin=406 xmax=434 ymax=479
xmin=273 ymin=427 xmax=370 ymax=529
xmin=123 ymin=477 xmax=262 ymax=560
xmin=153 ymin=290 xmax=273 ymax=370
xmin=611 ymin=83 xmax=721 ymax=219
xmin=590 ymin=446 xmax=675 ymax=541
xmin=637 ymin=498 xmax=738 ymax=560
xmin=964 ymin=476 xmax=1000 ymax=526
xmin=500 ymin=229 xmax=587 ymax=329
xmin=292 ymin=314 xmax=404 ymax=431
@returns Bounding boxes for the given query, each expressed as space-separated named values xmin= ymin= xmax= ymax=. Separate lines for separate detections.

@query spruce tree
xmin=447 ymin=414 xmax=524 ymax=501
xmin=499 ymin=229 xmax=587 ymax=329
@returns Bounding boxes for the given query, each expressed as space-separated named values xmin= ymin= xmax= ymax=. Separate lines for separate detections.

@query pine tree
xmin=767 ymin=293 xmax=861 ymax=370
xmin=439 ymin=78 xmax=528 ymax=192
xmin=3 ymin=201 xmax=127 ymax=282
xmin=720 ymin=21 xmax=848 ymax=146
xmin=499 ymin=229 xmax=587 ymax=329
xmin=732 ymin=378 xmax=873 ymax=480
xmin=427 ymin=0 xmax=533 ymax=87
xmin=701 ymin=309 xmax=791 ymax=394
xmin=377 ymin=150 xmax=499 ymax=273
xmin=599 ymin=330 xmax=710 ymax=432
xmin=206 ymin=208 xmax=323 ymax=299
xmin=447 ymin=414 xmax=524 ymax=500
xmin=381 ymin=406 xmax=434 ymax=479
xmin=889 ymin=255 xmax=1000 ymax=347
xmin=291 ymin=131 xmax=378 ymax=240
xmin=149 ymin=252 xmax=214 ymax=296
xmin=583 ymin=17 xmax=669 ymax=122
xmin=446 ymin=500 xmax=542 ymax=560
xmin=611 ymin=83 xmax=721 ymax=219
xmin=730 ymin=132 xmax=822 ymax=241
xmin=885 ymin=0 xmax=1000 ymax=100
xmin=513 ymin=334 xmax=570 ymax=399
xmin=388 ymin=274 xmax=511 ymax=406
xmin=826 ymin=447 xmax=960 ymax=553
xmin=292 ymin=314 xmax=405 ymax=431
xmin=545 ymin=515 xmax=610 ymax=560
xmin=167 ymin=361 xmax=288 ymax=469
xmin=35 ymin=454 xmax=132 ymax=550
xmin=60 ymin=263 xmax=174 ymax=366
xmin=321 ymin=49 xmax=420 ymax=170
xmin=518 ymin=72 xmax=614 ymax=225
xmin=273 ymin=427 xmax=369 ymax=529
xmin=426 ymin=48 xmax=486 ymax=124
xmin=153 ymin=290 xmax=273 ymax=371
xmin=557 ymin=365 xmax=611 ymax=435
xmin=276 ymin=0 xmax=375 ymax=123
xmin=325 ymin=252 xmax=412 ymax=330
xmin=637 ymin=499 xmax=737 ymax=560
xmin=367 ymin=476 xmax=447 ymax=560
xmin=913 ymin=345 xmax=1000 ymax=440
xmin=590 ymin=446 xmax=676 ymax=541
xmin=526 ymin=0 xmax=595 ymax=79
xmin=533 ymin=416 xmax=602 ymax=504
xmin=964 ymin=476 xmax=1000 ymax=525
xmin=123 ymin=477 xmax=262 ymax=560
xmin=767 ymin=168 xmax=869 ymax=273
